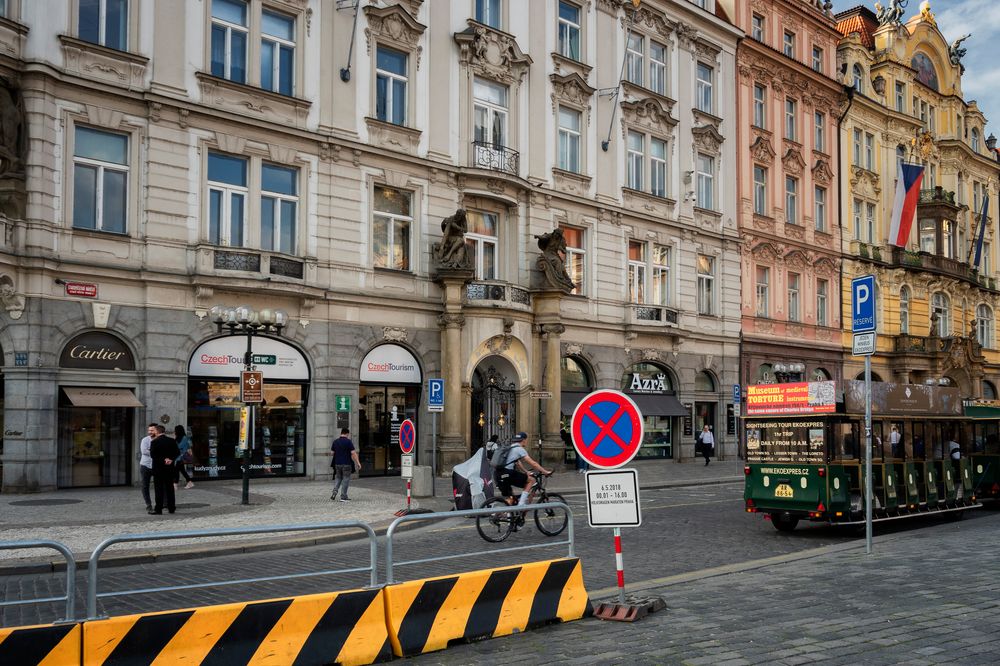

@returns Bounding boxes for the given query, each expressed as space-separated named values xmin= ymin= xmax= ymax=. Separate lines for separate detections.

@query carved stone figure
xmin=432 ymin=208 xmax=472 ymax=270
xmin=534 ymin=228 xmax=575 ymax=292
xmin=0 ymin=274 xmax=24 ymax=320
xmin=949 ymin=34 xmax=970 ymax=73
xmin=0 ymin=79 xmax=24 ymax=178
xmin=874 ymin=0 xmax=907 ymax=27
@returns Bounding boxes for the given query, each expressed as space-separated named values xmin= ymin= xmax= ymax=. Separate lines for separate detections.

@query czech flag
xmin=972 ymin=194 xmax=990 ymax=270
xmin=888 ymin=163 xmax=924 ymax=247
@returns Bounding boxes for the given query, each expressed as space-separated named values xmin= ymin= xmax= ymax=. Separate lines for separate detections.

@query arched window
xmin=899 ymin=286 xmax=910 ymax=334
xmin=852 ymin=64 xmax=864 ymax=93
xmin=984 ymin=380 xmax=998 ymax=400
xmin=560 ymin=356 xmax=593 ymax=390
xmin=977 ymin=304 xmax=994 ymax=348
xmin=755 ymin=363 xmax=774 ymax=384
xmin=972 ymin=128 xmax=981 ymax=152
xmin=695 ymin=371 xmax=715 ymax=392
xmin=932 ymin=291 xmax=950 ymax=336
xmin=855 ymin=371 xmax=884 ymax=381
xmin=811 ymin=367 xmax=831 ymax=381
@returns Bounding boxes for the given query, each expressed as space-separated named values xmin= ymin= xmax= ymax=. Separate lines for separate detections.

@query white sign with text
xmin=585 ymin=468 xmax=641 ymax=528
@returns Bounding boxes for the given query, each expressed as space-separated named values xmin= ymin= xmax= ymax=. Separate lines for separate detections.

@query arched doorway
xmin=471 ymin=357 xmax=519 ymax=453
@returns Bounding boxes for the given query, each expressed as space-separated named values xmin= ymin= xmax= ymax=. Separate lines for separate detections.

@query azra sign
xmin=629 ymin=373 xmax=667 ymax=393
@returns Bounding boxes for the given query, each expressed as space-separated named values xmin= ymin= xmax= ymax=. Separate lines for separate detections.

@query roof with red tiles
xmin=835 ymin=6 xmax=878 ymax=50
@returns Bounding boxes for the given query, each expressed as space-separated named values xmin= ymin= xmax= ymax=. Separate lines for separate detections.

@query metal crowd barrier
xmin=86 ymin=521 xmax=378 ymax=620
xmin=0 ymin=540 xmax=76 ymax=622
xmin=384 ymin=502 xmax=575 ymax=585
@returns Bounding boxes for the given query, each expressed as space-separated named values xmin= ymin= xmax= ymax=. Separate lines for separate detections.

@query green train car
xmin=743 ymin=380 xmax=984 ymax=532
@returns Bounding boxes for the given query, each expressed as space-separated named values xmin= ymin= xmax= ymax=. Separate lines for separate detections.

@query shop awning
xmin=628 ymin=393 xmax=689 ymax=417
xmin=63 ymin=387 xmax=144 ymax=408
xmin=561 ymin=391 xmax=591 ymax=414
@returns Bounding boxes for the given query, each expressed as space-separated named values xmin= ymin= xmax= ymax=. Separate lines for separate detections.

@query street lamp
xmin=209 ymin=304 xmax=288 ymax=505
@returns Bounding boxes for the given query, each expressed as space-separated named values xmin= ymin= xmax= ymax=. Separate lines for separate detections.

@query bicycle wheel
xmin=477 ymin=497 xmax=516 ymax=543
xmin=534 ymin=492 xmax=568 ymax=536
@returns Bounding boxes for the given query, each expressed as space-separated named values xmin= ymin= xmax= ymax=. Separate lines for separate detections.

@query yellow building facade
xmin=836 ymin=3 xmax=1000 ymax=397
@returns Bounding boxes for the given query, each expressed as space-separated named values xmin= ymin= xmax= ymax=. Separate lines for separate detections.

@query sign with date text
xmin=585 ymin=468 xmax=641 ymax=528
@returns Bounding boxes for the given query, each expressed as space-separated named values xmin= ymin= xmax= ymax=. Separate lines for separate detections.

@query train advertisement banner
xmin=744 ymin=420 xmax=826 ymax=464
xmin=746 ymin=381 xmax=836 ymax=416
xmin=844 ymin=380 xmax=961 ymax=416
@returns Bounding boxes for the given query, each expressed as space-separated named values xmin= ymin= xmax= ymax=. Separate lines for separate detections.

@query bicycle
xmin=476 ymin=471 xmax=568 ymax=542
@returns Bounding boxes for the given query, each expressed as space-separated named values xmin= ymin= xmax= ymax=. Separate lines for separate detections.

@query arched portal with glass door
xmin=470 ymin=356 xmax=519 ymax=454
xmin=560 ymin=355 xmax=594 ymax=463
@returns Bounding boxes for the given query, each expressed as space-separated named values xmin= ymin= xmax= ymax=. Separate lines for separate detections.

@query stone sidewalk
xmin=0 ymin=459 xmax=743 ymax=568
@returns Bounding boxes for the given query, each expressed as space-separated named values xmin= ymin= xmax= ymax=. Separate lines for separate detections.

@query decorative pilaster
xmin=542 ymin=323 xmax=565 ymax=466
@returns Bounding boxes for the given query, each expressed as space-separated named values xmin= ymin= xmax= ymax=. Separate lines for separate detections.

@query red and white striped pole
xmin=406 ymin=479 xmax=412 ymax=511
xmin=613 ymin=526 xmax=625 ymax=604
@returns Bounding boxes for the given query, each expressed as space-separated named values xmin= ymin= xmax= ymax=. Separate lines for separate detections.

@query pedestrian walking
xmin=330 ymin=428 xmax=361 ymax=501
xmin=138 ymin=423 xmax=157 ymax=512
xmin=149 ymin=424 xmax=179 ymax=514
xmin=698 ymin=424 xmax=714 ymax=466
xmin=173 ymin=425 xmax=195 ymax=489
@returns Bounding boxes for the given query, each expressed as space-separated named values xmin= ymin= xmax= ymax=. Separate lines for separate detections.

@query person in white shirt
xmin=139 ymin=423 xmax=156 ymax=512
xmin=698 ymin=425 xmax=715 ymax=465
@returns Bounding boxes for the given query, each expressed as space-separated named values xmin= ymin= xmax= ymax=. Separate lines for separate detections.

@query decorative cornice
xmin=455 ymin=20 xmax=532 ymax=86
xmin=364 ymin=4 xmax=427 ymax=66
xmin=692 ymin=123 xmax=725 ymax=155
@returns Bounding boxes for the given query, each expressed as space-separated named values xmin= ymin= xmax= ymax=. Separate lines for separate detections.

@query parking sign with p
xmin=852 ymin=275 xmax=876 ymax=333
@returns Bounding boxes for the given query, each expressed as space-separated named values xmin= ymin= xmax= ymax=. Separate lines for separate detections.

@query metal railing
xmin=0 ymin=540 xmax=76 ymax=622
xmin=384 ymin=502 xmax=574 ymax=585
xmin=471 ymin=140 xmax=520 ymax=175
xmin=86 ymin=521 xmax=378 ymax=619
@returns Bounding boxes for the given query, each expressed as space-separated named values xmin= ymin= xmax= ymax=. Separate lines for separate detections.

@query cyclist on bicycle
xmin=495 ymin=431 xmax=552 ymax=507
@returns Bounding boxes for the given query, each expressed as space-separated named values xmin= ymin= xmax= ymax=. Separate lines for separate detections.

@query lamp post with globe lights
xmin=209 ymin=305 xmax=288 ymax=505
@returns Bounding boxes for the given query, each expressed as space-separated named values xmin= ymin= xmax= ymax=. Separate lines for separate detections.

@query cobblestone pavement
xmin=408 ymin=511 xmax=1000 ymax=666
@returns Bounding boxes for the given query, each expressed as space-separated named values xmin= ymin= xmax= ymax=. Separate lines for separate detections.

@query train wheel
xmin=771 ymin=512 xmax=799 ymax=532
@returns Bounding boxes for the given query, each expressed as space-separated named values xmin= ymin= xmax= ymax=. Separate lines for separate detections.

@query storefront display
xmin=358 ymin=344 xmax=421 ymax=476
xmin=620 ymin=363 xmax=688 ymax=459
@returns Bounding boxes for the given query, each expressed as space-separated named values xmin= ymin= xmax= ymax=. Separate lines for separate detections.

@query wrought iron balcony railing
xmin=629 ymin=303 xmax=679 ymax=326
xmin=471 ymin=140 xmax=520 ymax=176
xmin=465 ymin=281 xmax=531 ymax=307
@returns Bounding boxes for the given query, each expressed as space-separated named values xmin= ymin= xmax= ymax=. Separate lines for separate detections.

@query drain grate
xmin=9 ymin=499 xmax=84 ymax=506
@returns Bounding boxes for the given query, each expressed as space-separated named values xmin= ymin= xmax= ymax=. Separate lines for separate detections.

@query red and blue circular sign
xmin=399 ymin=418 xmax=416 ymax=454
xmin=570 ymin=390 xmax=644 ymax=469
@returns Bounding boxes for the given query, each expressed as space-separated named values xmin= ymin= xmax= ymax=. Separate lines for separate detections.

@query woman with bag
xmin=173 ymin=425 xmax=195 ymax=489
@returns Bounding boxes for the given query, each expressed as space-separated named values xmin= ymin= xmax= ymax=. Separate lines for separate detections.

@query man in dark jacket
xmin=149 ymin=424 xmax=180 ymax=514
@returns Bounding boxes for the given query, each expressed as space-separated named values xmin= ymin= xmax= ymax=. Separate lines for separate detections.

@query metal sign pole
xmin=431 ymin=412 xmax=437 ymax=497
xmin=864 ymin=354 xmax=873 ymax=554
xmin=613 ymin=527 xmax=626 ymax=604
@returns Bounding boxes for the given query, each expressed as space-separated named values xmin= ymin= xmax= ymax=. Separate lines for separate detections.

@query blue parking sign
xmin=851 ymin=275 xmax=877 ymax=333
xmin=427 ymin=378 xmax=444 ymax=412
xmin=733 ymin=384 xmax=741 ymax=404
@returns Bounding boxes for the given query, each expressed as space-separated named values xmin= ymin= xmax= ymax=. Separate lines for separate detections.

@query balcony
xmin=893 ymin=335 xmax=945 ymax=354
xmin=628 ymin=303 xmax=679 ymax=326
xmin=213 ymin=249 xmax=304 ymax=279
xmin=889 ymin=247 xmax=997 ymax=291
xmin=464 ymin=281 xmax=531 ymax=308
xmin=919 ymin=187 xmax=957 ymax=206
xmin=471 ymin=141 xmax=520 ymax=176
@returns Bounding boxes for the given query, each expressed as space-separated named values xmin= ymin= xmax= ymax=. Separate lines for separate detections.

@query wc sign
xmin=851 ymin=275 xmax=877 ymax=334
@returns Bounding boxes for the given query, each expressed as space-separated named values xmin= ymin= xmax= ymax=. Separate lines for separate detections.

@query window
xmin=787 ymin=273 xmax=800 ymax=322
xmin=932 ymin=292 xmax=950 ymax=336
xmin=942 ymin=219 xmax=954 ymax=259
xmin=473 ymin=77 xmax=509 ymax=148
xmin=984 ymin=242 xmax=992 ymax=275
xmin=899 ymin=285 xmax=909 ymax=334
xmin=755 ymin=266 xmax=769 ymax=317
xmin=0 ymin=0 xmax=7 ymax=18
xmin=625 ymin=33 xmax=643 ymax=86
xmin=753 ymin=84 xmax=766 ymax=128
xmin=375 ymin=47 xmax=407 ymax=125
xmin=814 ymin=112 xmax=825 ymax=152
xmin=627 ymin=130 xmax=644 ymax=190
xmin=696 ymin=62 xmax=713 ymax=113
xmin=853 ymin=129 xmax=862 ymax=166
xmin=974 ymin=181 xmax=982 ymax=212
xmin=972 ymin=128 xmax=981 ymax=152
xmin=784 ymin=98 xmax=796 ymax=140
xmin=476 ymin=0 xmax=501 ymax=28
xmin=650 ymin=137 xmax=667 ymax=197
xmin=785 ymin=176 xmax=798 ymax=225
xmin=652 ymin=244 xmax=670 ymax=306
xmin=895 ymin=82 xmax=905 ymax=112
xmin=79 ymin=0 xmax=128 ymax=51
xmin=753 ymin=165 xmax=767 ymax=215
xmin=465 ymin=211 xmax=498 ymax=280
xmin=628 ymin=240 xmax=645 ymax=303
xmin=865 ymin=203 xmax=876 ymax=244
xmin=814 ymin=186 xmax=826 ymax=232
xmin=919 ymin=218 xmax=935 ymax=253
xmin=696 ymin=153 xmax=714 ymax=210
xmin=783 ymin=31 xmax=795 ymax=58
xmin=853 ymin=199 xmax=862 ymax=240
xmin=696 ymin=254 xmax=715 ymax=315
xmin=558 ymin=106 xmax=582 ymax=173
xmin=852 ymin=64 xmax=864 ymax=93
xmin=649 ymin=41 xmax=667 ymax=95
xmin=260 ymin=163 xmax=297 ymax=254
xmin=896 ymin=144 xmax=906 ymax=174
xmin=261 ymin=10 xmax=294 ymax=95
xmin=211 ymin=0 xmax=248 ymax=84
xmin=373 ymin=186 xmax=411 ymax=271
xmin=207 ymin=152 xmax=248 ymax=247
xmin=625 ymin=33 xmax=667 ymax=95
xmin=816 ymin=278 xmax=828 ymax=327
xmin=751 ymin=14 xmax=764 ymax=41
xmin=73 ymin=126 xmax=128 ymax=234
xmin=811 ymin=46 xmax=823 ymax=73
xmin=928 ymin=105 xmax=935 ymax=132
xmin=865 ymin=132 xmax=874 ymax=170
xmin=562 ymin=226 xmax=585 ymax=295
xmin=978 ymin=304 xmax=993 ymax=348
xmin=558 ymin=1 xmax=580 ymax=60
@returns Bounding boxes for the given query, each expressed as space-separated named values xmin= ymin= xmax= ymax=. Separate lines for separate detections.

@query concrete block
xmin=411 ymin=465 xmax=433 ymax=497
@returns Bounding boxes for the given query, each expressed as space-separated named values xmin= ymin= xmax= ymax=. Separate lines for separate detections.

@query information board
xmin=401 ymin=454 xmax=413 ymax=479
xmin=585 ymin=468 xmax=641 ymax=528
xmin=744 ymin=419 xmax=826 ymax=464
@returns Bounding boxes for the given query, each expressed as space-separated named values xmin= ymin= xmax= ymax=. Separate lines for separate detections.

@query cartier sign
xmin=59 ymin=332 xmax=135 ymax=371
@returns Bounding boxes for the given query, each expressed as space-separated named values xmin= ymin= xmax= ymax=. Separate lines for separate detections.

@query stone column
xmin=542 ymin=323 xmax=565 ymax=466
xmin=434 ymin=268 xmax=472 ymax=472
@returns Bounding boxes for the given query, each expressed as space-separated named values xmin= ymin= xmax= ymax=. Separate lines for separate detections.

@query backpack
xmin=489 ymin=441 xmax=513 ymax=472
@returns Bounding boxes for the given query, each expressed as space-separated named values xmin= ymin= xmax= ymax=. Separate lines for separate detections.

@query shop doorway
xmin=695 ymin=401 xmax=716 ymax=439
xmin=56 ymin=391 xmax=136 ymax=488
xmin=471 ymin=359 xmax=518 ymax=454
xmin=358 ymin=385 xmax=418 ymax=475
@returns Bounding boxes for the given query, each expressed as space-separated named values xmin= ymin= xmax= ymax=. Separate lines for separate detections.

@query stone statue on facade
xmin=0 ymin=274 xmax=24 ymax=320
xmin=534 ymin=228 xmax=575 ymax=292
xmin=949 ymin=34 xmax=971 ymax=73
xmin=874 ymin=0 xmax=908 ymax=27
xmin=432 ymin=208 xmax=472 ymax=270
xmin=929 ymin=310 xmax=940 ymax=337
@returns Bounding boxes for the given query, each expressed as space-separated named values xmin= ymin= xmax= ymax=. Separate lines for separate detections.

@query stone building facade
xmin=0 ymin=0 xmax=741 ymax=492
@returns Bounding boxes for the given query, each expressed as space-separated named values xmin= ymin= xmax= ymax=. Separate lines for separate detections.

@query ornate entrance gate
xmin=471 ymin=364 xmax=517 ymax=452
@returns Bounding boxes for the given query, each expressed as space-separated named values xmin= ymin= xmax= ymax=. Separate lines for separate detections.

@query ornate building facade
xmin=0 ymin=0 xmax=741 ymax=491
xmin=836 ymin=3 xmax=1000 ymax=396
xmin=722 ymin=0 xmax=845 ymax=387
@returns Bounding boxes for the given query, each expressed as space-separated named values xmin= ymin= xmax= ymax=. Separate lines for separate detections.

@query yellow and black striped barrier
xmin=0 ymin=621 xmax=80 ymax=665
xmin=383 ymin=557 xmax=590 ymax=658
xmin=82 ymin=587 xmax=391 ymax=666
